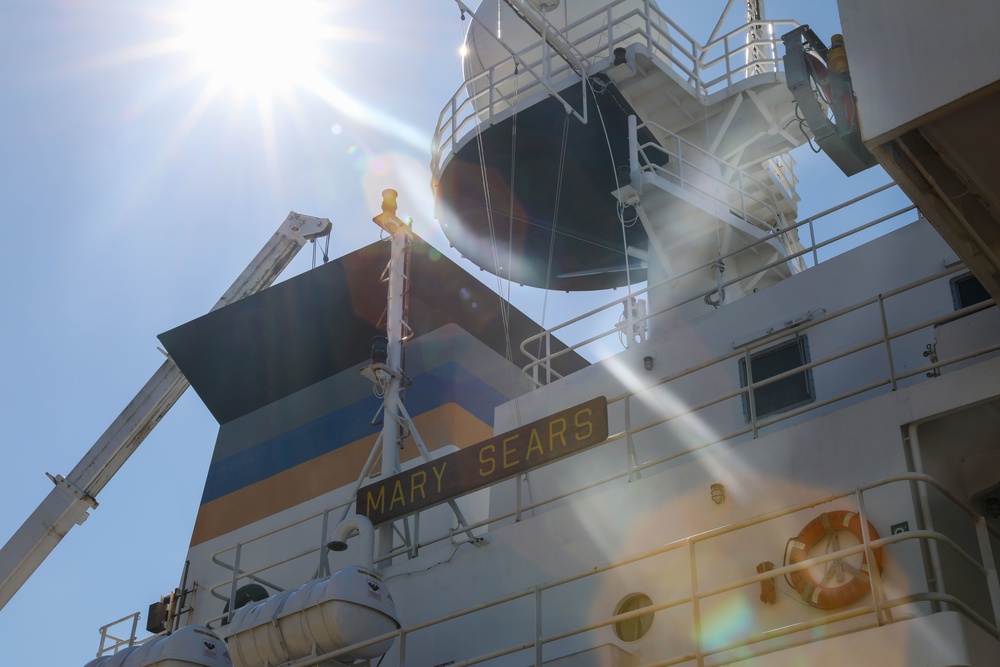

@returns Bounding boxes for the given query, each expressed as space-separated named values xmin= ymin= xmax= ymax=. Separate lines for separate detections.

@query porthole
xmin=613 ymin=592 xmax=654 ymax=642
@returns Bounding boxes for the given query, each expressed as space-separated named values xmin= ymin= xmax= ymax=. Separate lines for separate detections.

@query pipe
xmin=907 ymin=422 xmax=944 ymax=612
xmin=328 ymin=515 xmax=376 ymax=569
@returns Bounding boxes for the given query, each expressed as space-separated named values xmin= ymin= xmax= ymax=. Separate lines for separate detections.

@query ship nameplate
xmin=358 ymin=396 xmax=609 ymax=525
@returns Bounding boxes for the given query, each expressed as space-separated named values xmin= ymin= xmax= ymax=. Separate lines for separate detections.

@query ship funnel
xmin=327 ymin=514 xmax=375 ymax=568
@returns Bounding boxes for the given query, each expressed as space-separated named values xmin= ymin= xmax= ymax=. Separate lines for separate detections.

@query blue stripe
xmin=199 ymin=363 xmax=505 ymax=504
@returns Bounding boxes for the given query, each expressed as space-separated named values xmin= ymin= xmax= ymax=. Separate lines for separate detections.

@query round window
xmin=613 ymin=592 xmax=654 ymax=642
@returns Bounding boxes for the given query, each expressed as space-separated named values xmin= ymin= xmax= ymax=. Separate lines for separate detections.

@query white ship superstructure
xmin=1 ymin=1 xmax=998 ymax=666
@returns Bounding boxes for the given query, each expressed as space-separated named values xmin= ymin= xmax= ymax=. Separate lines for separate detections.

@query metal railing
xmin=192 ymin=250 xmax=1000 ymax=667
xmin=630 ymin=117 xmax=794 ymax=238
xmin=94 ymin=612 xmax=164 ymax=657
xmin=201 ymin=263 xmax=999 ymax=647
xmin=432 ymin=0 xmax=798 ymax=188
xmin=96 ymin=613 xmax=140 ymax=655
xmin=201 ymin=180 xmax=1000 ymax=616
xmin=520 ymin=182 xmax=918 ymax=383
xmin=205 ymin=500 xmax=355 ymax=627
xmin=212 ymin=473 xmax=1000 ymax=667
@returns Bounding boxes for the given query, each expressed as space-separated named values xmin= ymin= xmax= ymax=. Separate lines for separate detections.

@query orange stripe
xmin=190 ymin=403 xmax=493 ymax=546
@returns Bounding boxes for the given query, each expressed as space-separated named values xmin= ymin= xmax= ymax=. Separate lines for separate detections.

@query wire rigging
xmin=585 ymin=75 xmax=637 ymax=323
xmin=536 ymin=111 xmax=572 ymax=348
xmin=470 ymin=37 xmax=523 ymax=426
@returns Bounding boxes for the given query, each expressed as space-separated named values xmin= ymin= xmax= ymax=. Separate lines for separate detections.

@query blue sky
xmin=0 ymin=1 xmax=873 ymax=663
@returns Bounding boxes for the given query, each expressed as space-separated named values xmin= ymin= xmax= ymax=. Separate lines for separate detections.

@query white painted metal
xmin=371 ymin=192 xmax=411 ymax=564
xmin=222 ymin=566 xmax=399 ymax=667
xmin=522 ymin=183 xmax=917 ymax=384
xmin=432 ymin=0 xmax=801 ymax=185
xmin=366 ymin=193 xmax=479 ymax=566
xmin=178 ymin=213 xmax=997 ymax=659
xmin=838 ymin=0 xmax=1000 ymax=145
xmin=198 ymin=470 xmax=1000 ymax=667
xmin=381 ymin=230 xmax=408 ymax=559
xmin=445 ymin=0 xmax=808 ymax=342
xmin=329 ymin=515 xmax=376 ymax=569
xmin=73 ymin=3 xmax=1000 ymax=666
xmin=836 ymin=0 xmax=1000 ymax=304
xmin=83 ymin=626 xmax=231 ymax=667
xmin=152 ymin=207 xmax=1000 ymax=667
xmin=0 ymin=212 xmax=332 ymax=612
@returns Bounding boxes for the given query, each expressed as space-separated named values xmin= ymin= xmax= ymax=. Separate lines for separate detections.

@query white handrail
xmin=191 ymin=473 xmax=1000 ymax=667
xmin=633 ymin=118 xmax=789 ymax=234
xmin=190 ymin=259 xmax=999 ymax=641
xmin=519 ymin=183 xmax=917 ymax=382
xmin=431 ymin=0 xmax=798 ymax=187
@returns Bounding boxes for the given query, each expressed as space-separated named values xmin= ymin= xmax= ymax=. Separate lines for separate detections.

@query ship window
xmin=739 ymin=337 xmax=814 ymax=420
xmin=613 ymin=593 xmax=654 ymax=642
xmin=950 ymin=272 xmax=990 ymax=310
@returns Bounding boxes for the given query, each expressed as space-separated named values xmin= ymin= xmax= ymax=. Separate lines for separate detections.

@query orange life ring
xmin=805 ymin=51 xmax=858 ymax=132
xmin=786 ymin=510 xmax=883 ymax=609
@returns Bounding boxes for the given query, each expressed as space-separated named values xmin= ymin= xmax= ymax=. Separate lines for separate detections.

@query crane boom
xmin=0 ymin=212 xmax=332 ymax=612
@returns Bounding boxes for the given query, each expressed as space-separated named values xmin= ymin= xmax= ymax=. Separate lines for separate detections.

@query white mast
xmin=361 ymin=190 xmax=476 ymax=567
xmin=371 ymin=189 xmax=411 ymax=565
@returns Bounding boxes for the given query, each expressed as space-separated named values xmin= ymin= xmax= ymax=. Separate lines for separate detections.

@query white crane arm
xmin=0 ymin=212 xmax=332 ymax=611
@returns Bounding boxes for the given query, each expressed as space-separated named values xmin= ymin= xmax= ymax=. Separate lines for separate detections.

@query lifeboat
xmin=222 ymin=566 xmax=399 ymax=667
xmin=82 ymin=626 xmax=231 ymax=667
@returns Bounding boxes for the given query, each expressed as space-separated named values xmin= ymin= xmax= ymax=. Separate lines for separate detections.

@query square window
xmin=739 ymin=337 xmax=814 ymax=420
xmin=950 ymin=272 xmax=990 ymax=310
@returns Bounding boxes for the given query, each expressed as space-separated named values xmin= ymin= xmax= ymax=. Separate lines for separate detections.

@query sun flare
xmin=177 ymin=0 xmax=328 ymax=96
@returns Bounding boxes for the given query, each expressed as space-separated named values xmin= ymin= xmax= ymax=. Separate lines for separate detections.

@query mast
xmin=371 ymin=189 xmax=411 ymax=565
xmin=362 ymin=190 xmax=476 ymax=566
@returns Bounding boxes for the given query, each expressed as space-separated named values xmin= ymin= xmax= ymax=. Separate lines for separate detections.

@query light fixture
xmin=371 ymin=336 xmax=388 ymax=365
xmin=984 ymin=496 xmax=1000 ymax=519
xmin=614 ymin=47 xmax=627 ymax=65
xmin=731 ymin=309 xmax=826 ymax=349
xmin=710 ymin=483 xmax=725 ymax=504
xmin=372 ymin=188 xmax=411 ymax=237
xmin=643 ymin=355 xmax=654 ymax=371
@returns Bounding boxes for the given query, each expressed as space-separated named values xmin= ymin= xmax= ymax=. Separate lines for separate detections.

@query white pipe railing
xmin=197 ymin=473 xmax=1000 ymax=667
xmin=431 ymin=0 xmax=798 ymax=187
xmin=193 ymin=260 xmax=999 ymax=643
xmin=632 ymin=118 xmax=790 ymax=235
xmin=96 ymin=612 xmax=144 ymax=655
xmin=519 ymin=182 xmax=918 ymax=382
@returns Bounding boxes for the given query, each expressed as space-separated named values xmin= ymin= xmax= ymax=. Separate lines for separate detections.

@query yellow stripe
xmin=189 ymin=403 xmax=493 ymax=546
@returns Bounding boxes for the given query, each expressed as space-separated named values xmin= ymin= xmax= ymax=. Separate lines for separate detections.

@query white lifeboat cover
xmin=82 ymin=626 xmax=231 ymax=667
xmin=223 ymin=566 xmax=399 ymax=667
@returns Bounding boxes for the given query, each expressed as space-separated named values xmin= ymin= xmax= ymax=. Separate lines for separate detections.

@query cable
xmin=584 ymin=75 xmax=637 ymax=306
xmin=792 ymin=102 xmax=822 ymax=154
xmin=470 ymin=58 xmax=523 ymax=425
xmin=537 ymin=113 xmax=571 ymax=329
xmin=501 ymin=65 xmax=519 ymax=380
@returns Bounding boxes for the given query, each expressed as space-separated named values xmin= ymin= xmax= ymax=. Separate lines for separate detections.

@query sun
xmin=82 ymin=0 xmax=430 ymax=160
xmin=176 ymin=0 xmax=329 ymax=97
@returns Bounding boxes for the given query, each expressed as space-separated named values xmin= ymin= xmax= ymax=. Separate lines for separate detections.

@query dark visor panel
xmin=159 ymin=236 xmax=588 ymax=424
xmin=436 ymin=79 xmax=663 ymax=291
